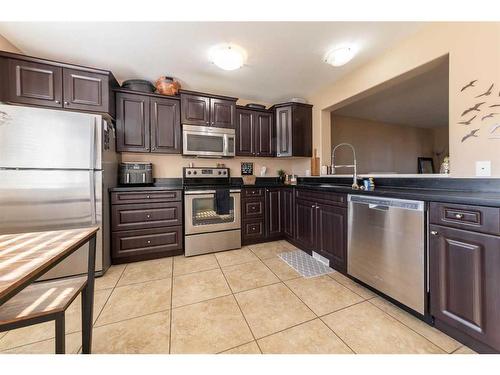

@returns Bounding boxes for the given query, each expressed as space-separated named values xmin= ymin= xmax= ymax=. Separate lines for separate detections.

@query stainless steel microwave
xmin=182 ymin=124 xmax=235 ymax=157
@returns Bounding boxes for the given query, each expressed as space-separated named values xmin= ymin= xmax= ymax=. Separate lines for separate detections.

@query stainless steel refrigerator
xmin=0 ymin=104 xmax=119 ymax=278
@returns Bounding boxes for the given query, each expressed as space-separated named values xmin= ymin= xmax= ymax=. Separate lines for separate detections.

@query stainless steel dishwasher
xmin=348 ymin=195 xmax=425 ymax=314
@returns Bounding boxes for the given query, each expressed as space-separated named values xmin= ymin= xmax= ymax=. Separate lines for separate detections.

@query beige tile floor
xmin=0 ymin=240 xmax=477 ymax=354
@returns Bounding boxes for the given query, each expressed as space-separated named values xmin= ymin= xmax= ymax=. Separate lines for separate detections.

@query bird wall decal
xmin=490 ymin=123 xmax=500 ymax=134
xmin=460 ymin=80 xmax=477 ymax=92
xmin=458 ymin=115 xmax=476 ymax=125
xmin=461 ymin=102 xmax=485 ymax=117
xmin=461 ymin=128 xmax=480 ymax=143
xmin=475 ymin=83 xmax=494 ymax=98
xmin=481 ymin=113 xmax=499 ymax=121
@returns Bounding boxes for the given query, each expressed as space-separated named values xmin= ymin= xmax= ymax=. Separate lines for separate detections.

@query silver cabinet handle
xmin=152 ymin=147 xmax=156 ymax=151
xmin=146 ymin=195 xmax=151 ymax=199
xmin=146 ymin=214 xmax=151 ymax=219
xmin=431 ymin=231 xmax=439 ymax=236
xmin=147 ymin=240 xmax=151 ymax=244
xmin=55 ymin=100 xmax=60 ymax=104
xmin=64 ymin=101 xmax=69 ymax=105
xmin=455 ymin=213 xmax=464 ymax=219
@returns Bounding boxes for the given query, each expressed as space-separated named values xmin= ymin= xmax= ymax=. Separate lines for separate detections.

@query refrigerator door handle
xmin=90 ymin=171 xmax=97 ymax=224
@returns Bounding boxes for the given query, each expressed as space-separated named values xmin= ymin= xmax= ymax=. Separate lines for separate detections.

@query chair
xmin=0 ymin=276 xmax=88 ymax=354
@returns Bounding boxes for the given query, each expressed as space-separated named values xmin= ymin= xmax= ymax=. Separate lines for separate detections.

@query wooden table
xmin=0 ymin=226 xmax=99 ymax=353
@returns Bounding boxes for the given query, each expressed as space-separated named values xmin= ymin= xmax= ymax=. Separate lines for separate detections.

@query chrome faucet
xmin=331 ymin=143 xmax=360 ymax=190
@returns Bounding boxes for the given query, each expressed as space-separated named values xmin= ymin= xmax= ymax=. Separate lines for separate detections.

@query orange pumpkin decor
xmin=155 ymin=76 xmax=181 ymax=96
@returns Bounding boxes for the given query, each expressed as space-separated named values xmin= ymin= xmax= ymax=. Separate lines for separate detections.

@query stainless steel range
xmin=183 ymin=167 xmax=241 ymax=256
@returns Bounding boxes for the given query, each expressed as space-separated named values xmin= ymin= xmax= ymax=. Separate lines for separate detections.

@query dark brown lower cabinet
xmin=430 ymin=224 xmax=500 ymax=353
xmin=266 ymin=188 xmax=282 ymax=240
xmin=316 ymin=204 xmax=347 ymax=272
xmin=111 ymin=189 xmax=183 ymax=263
xmin=241 ymin=187 xmax=283 ymax=245
xmin=282 ymin=188 xmax=294 ymax=239
xmin=294 ymin=198 xmax=316 ymax=250
xmin=293 ymin=190 xmax=348 ymax=272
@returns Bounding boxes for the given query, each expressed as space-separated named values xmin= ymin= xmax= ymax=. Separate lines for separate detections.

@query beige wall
xmin=331 ymin=115 xmax=443 ymax=174
xmin=121 ymin=153 xmax=310 ymax=178
xmin=0 ymin=34 xmax=20 ymax=53
xmin=310 ymin=22 xmax=500 ymax=177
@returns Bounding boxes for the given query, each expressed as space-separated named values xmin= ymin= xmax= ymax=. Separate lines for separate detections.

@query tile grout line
xmin=366 ymin=298 xmax=452 ymax=354
xmin=216 ymin=339 xmax=259 ymax=354
xmin=169 ymin=259 xmax=175 ymax=354
xmin=258 ymin=251 xmax=357 ymax=354
xmin=214 ymin=255 xmax=263 ymax=354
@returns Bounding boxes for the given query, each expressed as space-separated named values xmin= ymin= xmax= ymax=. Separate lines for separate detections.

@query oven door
xmin=183 ymin=125 xmax=234 ymax=157
xmin=185 ymin=190 xmax=241 ymax=234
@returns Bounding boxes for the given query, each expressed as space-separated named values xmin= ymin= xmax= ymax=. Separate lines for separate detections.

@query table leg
xmin=81 ymin=234 xmax=96 ymax=354
xmin=55 ymin=312 xmax=65 ymax=354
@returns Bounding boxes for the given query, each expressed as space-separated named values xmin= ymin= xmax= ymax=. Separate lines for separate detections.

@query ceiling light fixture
xmin=324 ymin=46 xmax=355 ymax=67
xmin=209 ymin=44 xmax=246 ymax=71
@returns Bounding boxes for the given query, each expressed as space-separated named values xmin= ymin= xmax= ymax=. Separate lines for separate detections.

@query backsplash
xmin=121 ymin=153 xmax=310 ymax=178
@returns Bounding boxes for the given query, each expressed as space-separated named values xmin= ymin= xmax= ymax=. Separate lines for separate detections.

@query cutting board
xmin=311 ymin=149 xmax=320 ymax=176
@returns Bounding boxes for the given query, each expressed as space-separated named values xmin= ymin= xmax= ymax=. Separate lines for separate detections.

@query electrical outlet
xmin=476 ymin=161 xmax=491 ymax=177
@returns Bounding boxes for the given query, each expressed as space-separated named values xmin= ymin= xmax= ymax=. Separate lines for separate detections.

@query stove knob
xmin=193 ymin=171 xmax=197 ymax=175
xmin=218 ymin=171 xmax=222 ymax=175
xmin=223 ymin=171 xmax=227 ymax=175
xmin=187 ymin=171 xmax=191 ymax=175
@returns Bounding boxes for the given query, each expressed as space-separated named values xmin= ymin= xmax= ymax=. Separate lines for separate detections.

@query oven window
xmin=186 ymin=134 xmax=224 ymax=153
xmin=192 ymin=196 xmax=235 ymax=226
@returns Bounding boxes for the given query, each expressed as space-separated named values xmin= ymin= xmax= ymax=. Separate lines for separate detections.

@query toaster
xmin=119 ymin=162 xmax=153 ymax=185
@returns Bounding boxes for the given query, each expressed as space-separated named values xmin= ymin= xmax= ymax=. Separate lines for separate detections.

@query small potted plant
xmin=277 ymin=169 xmax=286 ymax=184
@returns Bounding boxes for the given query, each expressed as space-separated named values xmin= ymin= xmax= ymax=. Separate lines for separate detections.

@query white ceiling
xmin=334 ymin=56 xmax=449 ymax=128
xmin=0 ymin=22 xmax=423 ymax=103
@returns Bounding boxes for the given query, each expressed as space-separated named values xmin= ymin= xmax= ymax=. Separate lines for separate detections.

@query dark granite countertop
xmin=109 ymin=176 xmax=500 ymax=207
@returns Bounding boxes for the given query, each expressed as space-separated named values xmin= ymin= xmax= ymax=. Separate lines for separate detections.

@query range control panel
xmin=183 ymin=167 xmax=230 ymax=178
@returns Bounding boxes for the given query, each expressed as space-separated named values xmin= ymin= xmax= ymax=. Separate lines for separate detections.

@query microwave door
xmin=183 ymin=130 xmax=226 ymax=157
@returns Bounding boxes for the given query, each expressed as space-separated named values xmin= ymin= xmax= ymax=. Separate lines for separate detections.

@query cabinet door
xmin=294 ymin=199 xmax=316 ymax=251
xmin=255 ymin=112 xmax=273 ymax=157
xmin=316 ymin=204 xmax=347 ymax=272
xmin=275 ymin=106 xmax=292 ymax=157
xmin=235 ymin=109 xmax=254 ymax=156
xmin=430 ymin=225 xmax=500 ymax=352
xmin=116 ymin=92 xmax=150 ymax=152
xmin=282 ymin=188 xmax=295 ymax=239
xmin=150 ymin=97 xmax=181 ymax=154
xmin=181 ymin=94 xmax=210 ymax=126
xmin=265 ymin=188 xmax=282 ymax=239
xmin=62 ymin=68 xmax=108 ymax=112
xmin=210 ymin=98 xmax=235 ymax=128
xmin=7 ymin=58 xmax=62 ymax=107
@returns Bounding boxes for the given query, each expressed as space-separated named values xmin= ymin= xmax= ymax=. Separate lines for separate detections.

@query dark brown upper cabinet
xmin=150 ymin=96 xmax=181 ymax=154
xmin=236 ymin=107 xmax=274 ymax=157
xmin=272 ymin=102 xmax=313 ymax=157
xmin=236 ymin=109 xmax=254 ymax=156
xmin=115 ymin=90 xmax=181 ymax=154
xmin=180 ymin=93 xmax=210 ymax=126
xmin=180 ymin=90 xmax=237 ymax=129
xmin=116 ymin=91 xmax=150 ymax=153
xmin=6 ymin=58 xmax=63 ymax=108
xmin=1 ymin=51 xmax=118 ymax=116
xmin=62 ymin=68 xmax=109 ymax=112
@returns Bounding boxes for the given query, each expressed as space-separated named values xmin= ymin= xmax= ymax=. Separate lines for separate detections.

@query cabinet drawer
xmin=112 ymin=202 xmax=182 ymax=231
xmin=111 ymin=190 xmax=182 ymax=205
xmin=242 ymin=200 xmax=265 ymax=218
xmin=112 ymin=226 xmax=183 ymax=262
xmin=242 ymin=188 xmax=264 ymax=198
xmin=295 ymin=188 xmax=347 ymax=207
xmin=430 ymin=202 xmax=500 ymax=235
xmin=242 ymin=219 xmax=265 ymax=244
